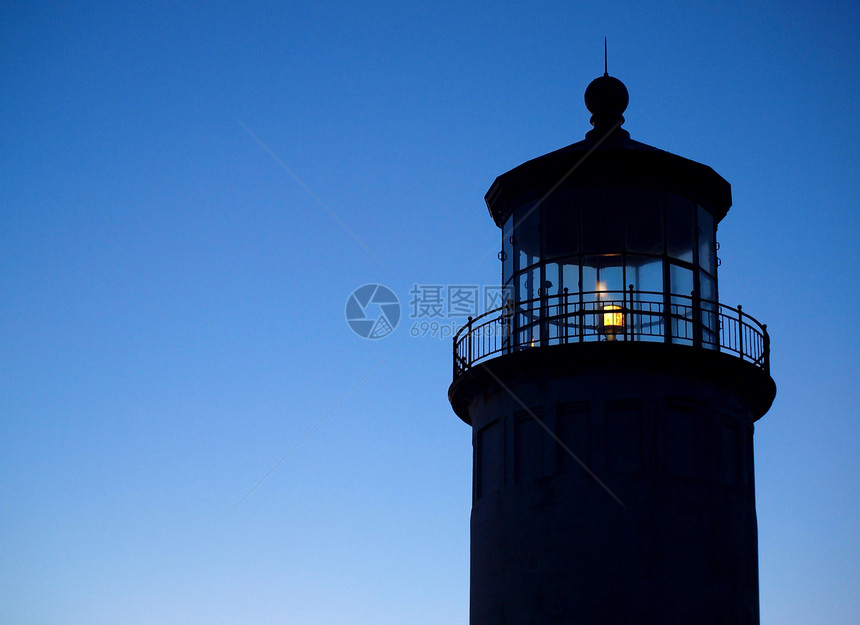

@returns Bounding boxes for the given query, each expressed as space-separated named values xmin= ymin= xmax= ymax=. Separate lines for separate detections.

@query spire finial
xmin=584 ymin=64 xmax=629 ymax=141
xmin=604 ymin=37 xmax=608 ymax=76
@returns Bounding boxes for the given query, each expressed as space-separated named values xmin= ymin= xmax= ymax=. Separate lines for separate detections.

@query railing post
xmin=692 ymin=289 xmax=702 ymax=349
xmin=627 ymin=284 xmax=634 ymax=342
xmin=737 ymin=305 xmax=744 ymax=360
xmin=563 ymin=288 xmax=569 ymax=344
xmin=501 ymin=298 xmax=511 ymax=354
xmin=540 ymin=288 xmax=548 ymax=347
xmin=717 ymin=304 xmax=724 ymax=352
xmin=762 ymin=323 xmax=770 ymax=375
xmin=664 ymin=290 xmax=672 ymax=344
xmin=578 ymin=288 xmax=584 ymax=343
xmin=467 ymin=315 xmax=473 ymax=369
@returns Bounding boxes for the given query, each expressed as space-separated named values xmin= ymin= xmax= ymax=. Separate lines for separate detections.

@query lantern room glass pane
xmin=599 ymin=263 xmax=624 ymax=298
xmin=515 ymin=266 xmax=541 ymax=347
xmin=670 ymin=264 xmax=694 ymax=299
xmin=625 ymin=188 xmax=664 ymax=254
xmin=517 ymin=267 xmax=541 ymax=304
xmin=625 ymin=256 xmax=664 ymax=340
xmin=637 ymin=257 xmax=664 ymax=296
xmin=561 ymin=262 xmax=580 ymax=340
xmin=670 ymin=264 xmax=695 ymax=345
xmin=701 ymin=300 xmax=719 ymax=349
xmin=697 ymin=205 xmax=716 ymax=275
xmin=700 ymin=271 xmax=719 ymax=345
xmin=515 ymin=203 xmax=540 ymax=271
xmin=582 ymin=256 xmax=624 ymax=304
xmin=502 ymin=215 xmax=514 ymax=285
xmin=666 ymin=195 xmax=695 ymax=263
xmin=543 ymin=192 xmax=580 ymax=259
xmin=581 ymin=262 xmax=597 ymax=311
xmin=544 ymin=263 xmax=560 ymax=298
xmin=562 ymin=262 xmax=580 ymax=295
xmin=700 ymin=273 xmax=716 ymax=302
xmin=581 ymin=187 xmax=624 ymax=254
xmin=543 ymin=263 xmax=562 ymax=343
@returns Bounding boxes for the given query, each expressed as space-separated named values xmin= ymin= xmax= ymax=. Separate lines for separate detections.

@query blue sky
xmin=2 ymin=1 xmax=858 ymax=623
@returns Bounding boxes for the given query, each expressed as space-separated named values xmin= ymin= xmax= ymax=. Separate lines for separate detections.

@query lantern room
xmin=485 ymin=74 xmax=734 ymax=354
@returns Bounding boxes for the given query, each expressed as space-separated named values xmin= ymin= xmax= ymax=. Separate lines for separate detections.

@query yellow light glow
xmin=602 ymin=304 xmax=623 ymax=333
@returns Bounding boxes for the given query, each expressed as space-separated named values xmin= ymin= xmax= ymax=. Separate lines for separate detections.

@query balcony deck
xmin=452 ymin=289 xmax=769 ymax=379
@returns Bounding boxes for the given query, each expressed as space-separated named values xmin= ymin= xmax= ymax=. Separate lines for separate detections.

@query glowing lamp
xmin=602 ymin=304 xmax=623 ymax=337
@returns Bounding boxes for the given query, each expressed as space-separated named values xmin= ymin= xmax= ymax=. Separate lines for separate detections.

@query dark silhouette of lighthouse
xmin=448 ymin=72 xmax=776 ymax=624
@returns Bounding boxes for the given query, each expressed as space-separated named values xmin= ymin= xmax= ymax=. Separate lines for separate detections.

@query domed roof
xmin=484 ymin=74 xmax=732 ymax=227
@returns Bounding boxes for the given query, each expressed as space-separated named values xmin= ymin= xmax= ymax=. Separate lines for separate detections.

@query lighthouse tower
xmin=448 ymin=74 xmax=776 ymax=625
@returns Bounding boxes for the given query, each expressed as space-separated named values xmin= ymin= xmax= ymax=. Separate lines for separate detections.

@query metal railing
xmin=453 ymin=288 xmax=769 ymax=378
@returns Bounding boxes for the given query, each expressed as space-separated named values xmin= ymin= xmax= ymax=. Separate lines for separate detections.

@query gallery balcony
xmin=452 ymin=288 xmax=769 ymax=379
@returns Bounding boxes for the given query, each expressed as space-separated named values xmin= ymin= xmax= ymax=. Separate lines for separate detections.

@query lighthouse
xmin=448 ymin=73 xmax=776 ymax=624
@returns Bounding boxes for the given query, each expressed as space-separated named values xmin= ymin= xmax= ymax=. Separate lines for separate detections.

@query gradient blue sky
xmin=2 ymin=2 xmax=858 ymax=623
